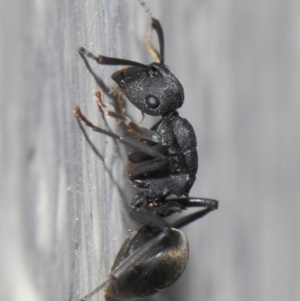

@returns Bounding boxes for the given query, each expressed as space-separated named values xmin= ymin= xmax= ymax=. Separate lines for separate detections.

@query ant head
xmin=111 ymin=63 xmax=184 ymax=116
xmin=91 ymin=18 xmax=184 ymax=116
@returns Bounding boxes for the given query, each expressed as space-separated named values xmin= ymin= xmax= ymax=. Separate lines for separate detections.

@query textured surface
xmin=1 ymin=0 xmax=300 ymax=301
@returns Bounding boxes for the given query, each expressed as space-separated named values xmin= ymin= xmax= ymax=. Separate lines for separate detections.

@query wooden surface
xmin=1 ymin=0 xmax=300 ymax=301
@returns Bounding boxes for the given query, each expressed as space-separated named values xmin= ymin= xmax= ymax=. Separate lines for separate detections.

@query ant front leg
xmin=108 ymin=86 xmax=126 ymax=115
xmin=94 ymin=91 xmax=161 ymax=143
xmin=74 ymin=106 xmax=165 ymax=160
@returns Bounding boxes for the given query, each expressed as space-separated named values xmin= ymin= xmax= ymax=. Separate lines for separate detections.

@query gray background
xmin=1 ymin=0 xmax=300 ymax=301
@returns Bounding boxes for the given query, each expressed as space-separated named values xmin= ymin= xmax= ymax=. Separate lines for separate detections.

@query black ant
xmin=75 ymin=1 xmax=219 ymax=300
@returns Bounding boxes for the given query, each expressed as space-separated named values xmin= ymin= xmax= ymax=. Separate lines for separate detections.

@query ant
xmin=75 ymin=1 xmax=219 ymax=300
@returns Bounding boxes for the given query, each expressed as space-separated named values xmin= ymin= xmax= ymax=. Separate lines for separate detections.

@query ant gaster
xmin=75 ymin=1 xmax=218 ymax=300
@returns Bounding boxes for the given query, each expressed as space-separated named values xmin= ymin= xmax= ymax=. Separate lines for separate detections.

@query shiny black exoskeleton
xmin=75 ymin=2 xmax=218 ymax=301
xmin=105 ymin=226 xmax=189 ymax=300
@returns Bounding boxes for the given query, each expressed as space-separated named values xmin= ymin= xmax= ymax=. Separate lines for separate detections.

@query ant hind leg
xmin=169 ymin=197 xmax=219 ymax=229
xmin=80 ymin=192 xmax=172 ymax=301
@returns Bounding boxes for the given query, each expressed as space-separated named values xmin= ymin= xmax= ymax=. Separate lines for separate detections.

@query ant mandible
xmin=75 ymin=1 xmax=219 ymax=300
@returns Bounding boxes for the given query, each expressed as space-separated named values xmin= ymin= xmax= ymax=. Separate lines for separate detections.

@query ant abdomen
xmin=105 ymin=226 xmax=189 ymax=301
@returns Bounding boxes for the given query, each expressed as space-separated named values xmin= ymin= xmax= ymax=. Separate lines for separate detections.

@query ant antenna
xmin=78 ymin=47 xmax=148 ymax=68
xmin=137 ymin=0 xmax=165 ymax=64
xmin=137 ymin=0 xmax=154 ymax=18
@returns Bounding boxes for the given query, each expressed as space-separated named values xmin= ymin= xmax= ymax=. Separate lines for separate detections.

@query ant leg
xmin=80 ymin=197 xmax=217 ymax=300
xmin=169 ymin=197 xmax=219 ymax=210
xmin=80 ymin=228 xmax=168 ymax=301
xmin=81 ymin=199 xmax=212 ymax=300
xmin=118 ymin=93 xmax=126 ymax=115
xmin=129 ymin=192 xmax=171 ymax=230
xmin=171 ymin=208 xmax=214 ymax=229
xmin=94 ymin=91 xmax=161 ymax=143
xmin=74 ymin=106 xmax=165 ymax=160
xmin=169 ymin=197 xmax=219 ymax=229
xmin=127 ymin=120 xmax=163 ymax=163
xmin=107 ymin=88 xmax=126 ymax=115
xmin=128 ymin=158 xmax=167 ymax=180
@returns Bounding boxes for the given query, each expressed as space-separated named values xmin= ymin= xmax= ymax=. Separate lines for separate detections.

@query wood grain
xmin=1 ymin=0 xmax=299 ymax=301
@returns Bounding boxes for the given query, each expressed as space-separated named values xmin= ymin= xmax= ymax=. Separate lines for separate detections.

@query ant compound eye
xmin=145 ymin=95 xmax=160 ymax=109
